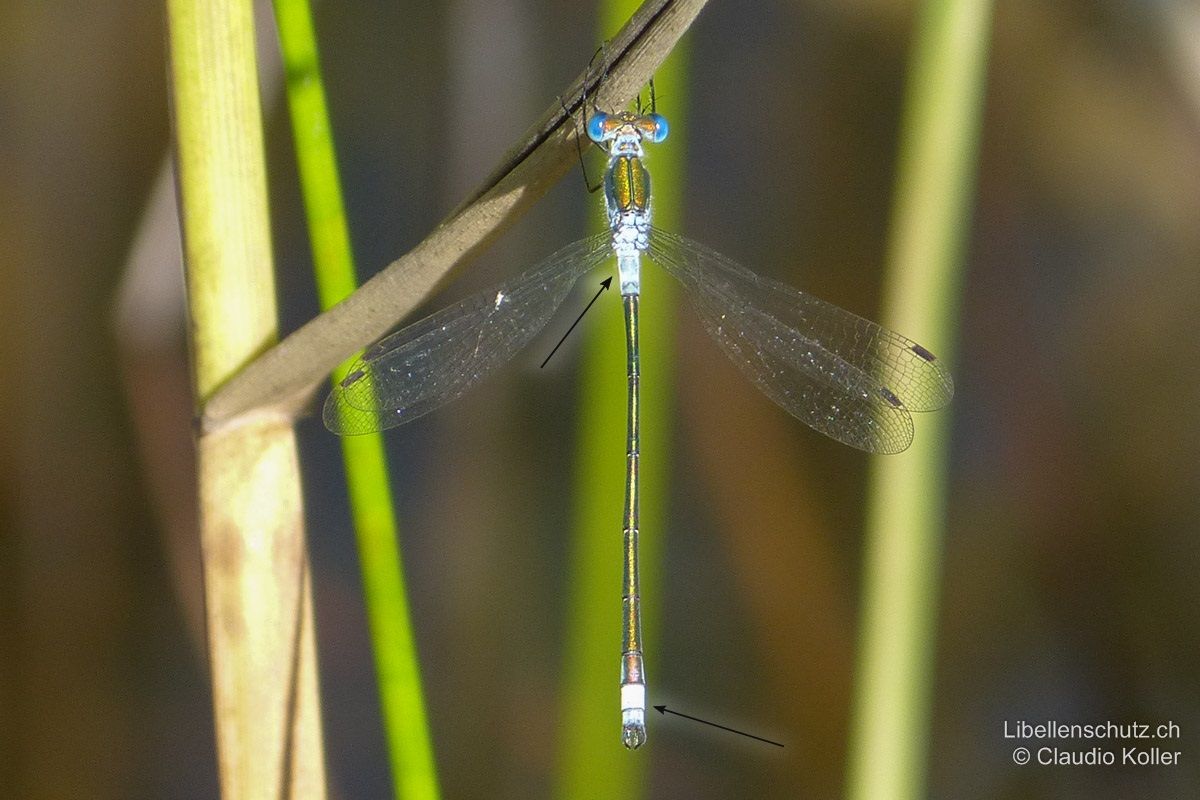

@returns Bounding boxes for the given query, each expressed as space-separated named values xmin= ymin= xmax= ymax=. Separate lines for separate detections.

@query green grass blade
xmin=556 ymin=3 xmax=690 ymax=796
xmin=271 ymin=1 xmax=440 ymax=797
xmin=846 ymin=2 xmax=992 ymax=799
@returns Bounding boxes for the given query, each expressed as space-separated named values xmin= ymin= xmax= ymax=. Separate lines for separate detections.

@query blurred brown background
xmin=2 ymin=0 xmax=1199 ymax=798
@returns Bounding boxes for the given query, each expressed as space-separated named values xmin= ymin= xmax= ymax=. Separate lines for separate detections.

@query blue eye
xmin=586 ymin=113 xmax=608 ymax=143
xmin=647 ymin=113 xmax=669 ymax=143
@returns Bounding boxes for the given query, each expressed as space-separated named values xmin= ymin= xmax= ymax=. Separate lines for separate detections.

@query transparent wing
xmin=649 ymin=229 xmax=953 ymax=454
xmin=325 ymin=232 xmax=612 ymax=435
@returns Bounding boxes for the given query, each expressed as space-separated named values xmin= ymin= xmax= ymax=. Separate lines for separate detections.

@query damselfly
xmin=325 ymin=101 xmax=954 ymax=750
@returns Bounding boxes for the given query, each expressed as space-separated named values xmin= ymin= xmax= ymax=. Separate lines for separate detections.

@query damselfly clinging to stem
xmin=325 ymin=76 xmax=954 ymax=749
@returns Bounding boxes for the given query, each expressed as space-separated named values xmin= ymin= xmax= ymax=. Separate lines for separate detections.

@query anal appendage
xmin=622 ymin=713 xmax=647 ymax=749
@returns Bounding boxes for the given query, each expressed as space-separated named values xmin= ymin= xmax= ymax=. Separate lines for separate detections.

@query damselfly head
xmin=586 ymin=111 xmax=669 ymax=146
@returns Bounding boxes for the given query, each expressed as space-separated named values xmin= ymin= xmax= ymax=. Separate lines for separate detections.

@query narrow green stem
xmin=846 ymin=2 xmax=992 ymax=799
xmin=272 ymin=1 xmax=440 ymax=797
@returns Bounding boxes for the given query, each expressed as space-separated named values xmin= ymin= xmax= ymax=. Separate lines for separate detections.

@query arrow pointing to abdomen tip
xmin=654 ymin=705 xmax=784 ymax=747
xmin=540 ymin=276 xmax=612 ymax=369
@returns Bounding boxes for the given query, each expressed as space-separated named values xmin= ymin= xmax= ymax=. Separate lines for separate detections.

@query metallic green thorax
xmin=606 ymin=155 xmax=651 ymax=216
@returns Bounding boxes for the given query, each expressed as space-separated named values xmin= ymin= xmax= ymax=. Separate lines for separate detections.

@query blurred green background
xmin=3 ymin=0 xmax=1199 ymax=798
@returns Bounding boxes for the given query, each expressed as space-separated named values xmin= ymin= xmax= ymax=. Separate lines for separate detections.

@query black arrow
xmin=654 ymin=705 xmax=784 ymax=748
xmin=540 ymin=276 xmax=612 ymax=368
